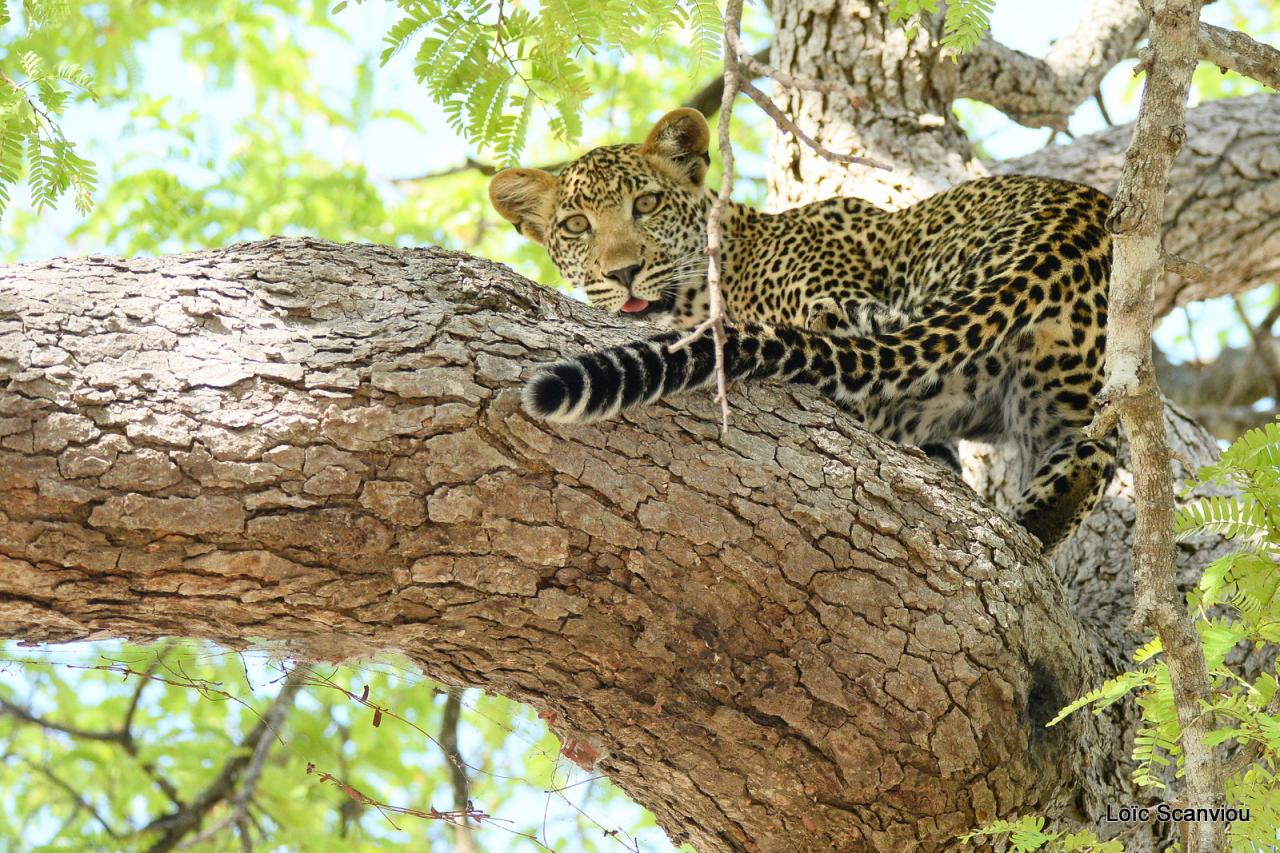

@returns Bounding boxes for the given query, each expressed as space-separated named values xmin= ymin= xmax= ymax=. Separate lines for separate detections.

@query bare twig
xmin=0 ymin=695 xmax=132 ymax=744
xmin=667 ymin=0 xmax=745 ymax=432
xmin=730 ymin=41 xmax=863 ymax=106
xmin=1261 ymin=294 xmax=1280 ymax=334
xmin=1162 ymin=250 xmax=1213 ymax=283
xmin=685 ymin=46 xmax=772 ymax=118
xmin=1090 ymin=0 xmax=1224 ymax=850
xmin=1231 ymin=296 xmax=1280 ymax=396
xmin=19 ymin=757 xmax=121 ymax=839
xmin=1095 ymin=86 xmax=1115 ymax=127
xmin=145 ymin=668 xmax=307 ymax=853
xmin=177 ymin=665 xmax=304 ymax=851
xmin=739 ymin=81 xmax=891 ymax=170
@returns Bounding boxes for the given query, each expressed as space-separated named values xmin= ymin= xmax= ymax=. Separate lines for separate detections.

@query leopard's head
xmin=489 ymin=109 xmax=714 ymax=329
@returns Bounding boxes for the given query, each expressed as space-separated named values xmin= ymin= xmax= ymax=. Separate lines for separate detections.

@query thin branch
xmin=1095 ymin=86 xmax=1115 ymax=127
xmin=440 ymin=688 xmax=478 ymax=853
xmin=177 ymin=667 xmax=307 ymax=851
xmin=0 ymin=695 xmax=129 ymax=744
xmin=684 ymin=46 xmax=771 ymax=118
xmin=739 ymin=81 xmax=891 ymax=170
xmin=144 ymin=668 xmax=307 ymax=853
xmin=1231 ymin=296 xmax=1280 ymax=396
xmin=724 ymin=17 xmax=887 ymax=170
xmin=731 ymin=43 xmax=863 ymax=105
xmin=1261 ymin=291 xmax=1280 ymax=334
xmin=1090 ymin=1 xmax=1224 ymax=850
xmin=19 ymin=757 xmax=121 ymax=839
xmin=667 ymin=0 xmax=745 ymax=433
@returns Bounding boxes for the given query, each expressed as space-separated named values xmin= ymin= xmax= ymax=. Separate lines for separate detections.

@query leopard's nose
xmin=605 ymin=263 xmax=643 ymax=288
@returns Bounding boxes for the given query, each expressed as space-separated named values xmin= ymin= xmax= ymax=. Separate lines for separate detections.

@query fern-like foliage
xmin=0 ymin=5 xmax=99 ymax=218
xmin=940 ymin=0 xmax=994 ymax=53
xmin=960 ymin=815 xmax=1123 ymax=852
xmin=886 ymin=0 xmax=993 ymax=54
xmin=360 ymin=0 xmax=720 ymax=164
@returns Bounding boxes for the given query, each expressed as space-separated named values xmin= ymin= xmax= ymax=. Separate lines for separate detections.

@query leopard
xmin=489 ymin=108 xmax=1116 ymax=553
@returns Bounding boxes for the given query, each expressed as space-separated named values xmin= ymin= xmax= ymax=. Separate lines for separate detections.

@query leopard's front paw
xmin=805 ymin=297 xmax=846 ymax=334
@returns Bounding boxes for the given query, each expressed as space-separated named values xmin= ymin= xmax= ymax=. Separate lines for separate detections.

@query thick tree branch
xmin=954 ymin=0 xmax=1149 ymax=129
xmin=991 ymin=93 xmax=1280 ymax=313
xmin=955 ymin=0 xmax=1279 ymax=130
xmin=1197 ymin=21 xmax=1280 ymax=91
xmin=0 ymin=238 xmax=1145 ymax=850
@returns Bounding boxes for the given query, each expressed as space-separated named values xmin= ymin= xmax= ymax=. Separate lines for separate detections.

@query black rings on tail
xmin=522 ymin=331 xmax=728 ymax=423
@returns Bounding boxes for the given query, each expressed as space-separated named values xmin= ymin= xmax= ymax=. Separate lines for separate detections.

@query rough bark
xmin=953 ymin=0 xmax=1280 ymax=131
xmin=0 ymin=238 xmax=1189 ymax=851
xmin=1154 ymin=343 xmax=1280 ymax=438
xmin=994 ymin=93 xmax=1280 ymax=315
xmin=768 ymin=0 xmax=1279 ymax=311
xmin=767 ymin=0 xmax=986 ymax=209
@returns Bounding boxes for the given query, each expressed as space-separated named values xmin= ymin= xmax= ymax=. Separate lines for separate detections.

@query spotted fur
xmin=491 ymin=109 xmax=1116 ymax=552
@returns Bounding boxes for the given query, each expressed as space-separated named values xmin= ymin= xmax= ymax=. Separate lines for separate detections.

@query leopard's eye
xmin=633 ymin=192 xmax=660 ymax=216
xmin=560 ymin=214 xmax=591 ymax=235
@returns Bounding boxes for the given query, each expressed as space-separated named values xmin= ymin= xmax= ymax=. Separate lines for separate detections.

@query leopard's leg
xmin=1003 ymin=316 xmax=1114 ymax=551
xmin=920 ymin=442 xmax=962 ymax=473
xmin=1015 ymin=432 xmax=1116 ymax=552
xmin=804 ymin=295 xmax=911 ymax=338
xmin=804 ymin=297 xmax=847 ymax=335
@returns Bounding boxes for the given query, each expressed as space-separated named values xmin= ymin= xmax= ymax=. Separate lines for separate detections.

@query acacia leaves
xmin=371 ymin=0 xmax=722 ymax=164
xmin=0 ymin=7 xmax=98 ymax=218
xmin=886 ymin=0 xmax=994 ymax=54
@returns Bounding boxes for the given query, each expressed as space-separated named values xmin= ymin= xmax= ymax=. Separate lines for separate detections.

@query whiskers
xmin=647 ymin=251 xmax=710 ymax=298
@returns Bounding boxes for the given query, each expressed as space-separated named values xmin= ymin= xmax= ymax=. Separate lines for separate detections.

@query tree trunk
xmin=0 ymin=238 xmax=1203 ymax=850
xmin=759 ymin=2 xmax=1275 ymax=846
xmin=767 ymin=0 xmax=985 ymax=209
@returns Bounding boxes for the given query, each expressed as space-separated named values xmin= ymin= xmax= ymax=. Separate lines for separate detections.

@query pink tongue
xmin=620 ymin=297 xmax=650 ymax=313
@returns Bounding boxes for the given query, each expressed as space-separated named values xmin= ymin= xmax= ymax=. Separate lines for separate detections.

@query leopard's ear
xmin=489 ymin=168 xmax=559 ymax=244
xmin=640 ymin=108 xmax=711 ymax=186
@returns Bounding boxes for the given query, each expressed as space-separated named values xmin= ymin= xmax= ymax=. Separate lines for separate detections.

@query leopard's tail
xmin=522 ymin=324 xmax=815 ymax=424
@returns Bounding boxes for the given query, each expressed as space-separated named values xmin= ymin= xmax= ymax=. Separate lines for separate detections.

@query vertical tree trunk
xmin=768 ymin=0 xmax=985 ymax=209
